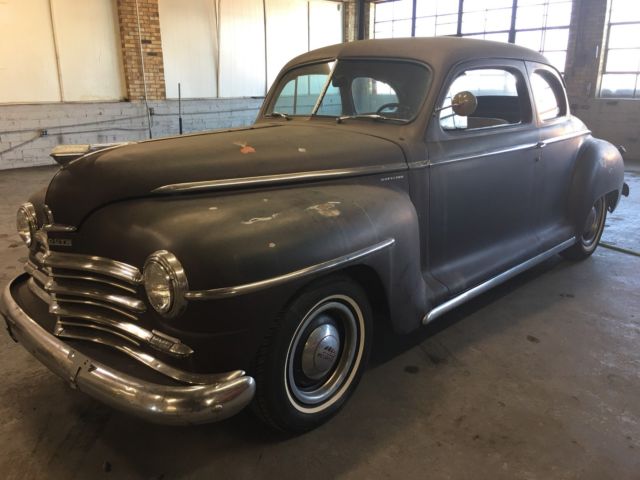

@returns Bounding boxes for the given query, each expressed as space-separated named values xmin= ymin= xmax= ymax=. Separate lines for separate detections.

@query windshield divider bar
xmin=311 ymin=60 xmax=339 ymax=116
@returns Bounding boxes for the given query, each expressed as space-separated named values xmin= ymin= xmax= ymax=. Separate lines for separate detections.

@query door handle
xmin=535 ymin=141 xmax=547 ymax=149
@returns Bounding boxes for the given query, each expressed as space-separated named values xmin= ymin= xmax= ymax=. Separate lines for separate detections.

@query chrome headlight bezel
xmin=143 ymin=250 xmax=189 ymax=318
xmin=17 ymin=202 xmax=38 ymax=247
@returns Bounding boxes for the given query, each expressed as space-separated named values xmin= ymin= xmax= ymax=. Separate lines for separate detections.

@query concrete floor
xmin=0 ymin=165 xmax=638 ymax=480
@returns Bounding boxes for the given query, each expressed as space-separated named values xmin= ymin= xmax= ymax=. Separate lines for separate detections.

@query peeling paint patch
xmin=268 ymin=242 xmax=276 ymax=248
xmin=242 ymin=213 xmax=280 ymax=225
xmin=209 ymin=206 xmax=218 ymax=210
xmin=233 ymin=141 xmax=256 ymax=154
xmin=298 ymin=147 xmax=307 ymax=153
xmin=306 ymin=201 xmax=341 ymax=217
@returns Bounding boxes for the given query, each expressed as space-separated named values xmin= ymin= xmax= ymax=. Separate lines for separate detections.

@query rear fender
xmin=568 ymin=137 xmax=625 ymax=235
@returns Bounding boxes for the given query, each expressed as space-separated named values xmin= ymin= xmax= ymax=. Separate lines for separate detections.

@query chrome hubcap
xmin=301 ymin=324 xmax=341 ymax=380
xmin=582 ymin=198 xmax=604 ymax=247
xmin=285 ymin=296 xmax=364 ymax=413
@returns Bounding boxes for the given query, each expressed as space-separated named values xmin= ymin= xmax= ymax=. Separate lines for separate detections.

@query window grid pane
xmin=600 ymin=0 xmax=640 ymax=98
xmin=372 ymin=0 xmax=572 ymax=73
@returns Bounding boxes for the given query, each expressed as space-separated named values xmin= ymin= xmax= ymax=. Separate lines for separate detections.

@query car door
xmin=425 ymin=59 xmax=541 ymax=295
xmin=526 ymin=62 xmax=590 ymax=249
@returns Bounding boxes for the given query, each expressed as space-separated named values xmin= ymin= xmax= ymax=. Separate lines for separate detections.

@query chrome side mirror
xmin=451 ymin=91 xmax=477 ymax=117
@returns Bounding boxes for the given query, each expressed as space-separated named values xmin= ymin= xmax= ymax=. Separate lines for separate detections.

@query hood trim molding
xmin=151 ymin=163 xmax=408 ymax=195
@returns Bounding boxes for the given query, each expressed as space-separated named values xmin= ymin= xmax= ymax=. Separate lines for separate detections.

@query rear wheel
xmin=561 ymin=196 xmax=607 ymax=260
xmin=252 ymin=276 xmax=372 ymax=433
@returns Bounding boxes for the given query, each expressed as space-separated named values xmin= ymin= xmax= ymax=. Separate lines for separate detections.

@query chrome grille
xmin=25 ymin=232 xmax=193 ymax=359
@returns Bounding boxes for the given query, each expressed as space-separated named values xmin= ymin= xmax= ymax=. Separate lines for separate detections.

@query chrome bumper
xmin=0 ymin=278 xmax=255 ymax=425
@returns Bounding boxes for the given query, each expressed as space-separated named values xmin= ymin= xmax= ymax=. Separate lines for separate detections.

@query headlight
xmin=17 ymin=203 xmax=38 ymax=247
xmin=143 ymin=250 xmax=188 ymax=318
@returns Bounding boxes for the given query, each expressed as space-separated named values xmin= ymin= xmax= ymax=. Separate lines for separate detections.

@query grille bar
xmin=24 ymin=234 xmax=195 ymax=362
xmin=47 ymin=282 xmax=146 ymax=313
xmin=33 ymin=250 xmax=143 ymax=285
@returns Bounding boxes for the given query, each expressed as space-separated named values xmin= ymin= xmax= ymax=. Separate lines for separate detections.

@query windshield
xmin=266 ymin=59 xmax=431 ymax=123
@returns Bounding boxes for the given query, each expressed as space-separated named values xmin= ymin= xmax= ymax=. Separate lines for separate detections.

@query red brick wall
xmin=116 ymin=0 xmax=166 ymax=101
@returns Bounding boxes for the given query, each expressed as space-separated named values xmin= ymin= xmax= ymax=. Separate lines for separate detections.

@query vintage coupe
xmin=1 ymin=38 xmax=629 ymax=432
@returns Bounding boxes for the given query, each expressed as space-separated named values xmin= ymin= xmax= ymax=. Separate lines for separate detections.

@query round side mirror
xmin=451 ymin=91 xmax=477 ymax=117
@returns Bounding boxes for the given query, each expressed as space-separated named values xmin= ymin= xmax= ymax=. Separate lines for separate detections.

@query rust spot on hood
xmin=233 ymin=141 xmax=256 ymax=154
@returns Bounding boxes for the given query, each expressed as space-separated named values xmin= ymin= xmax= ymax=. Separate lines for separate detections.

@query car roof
xmin=283 ymin=37 xmax=550 ymax=72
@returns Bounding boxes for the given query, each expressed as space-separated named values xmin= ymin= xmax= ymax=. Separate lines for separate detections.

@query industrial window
xmin=372 ymin=0 xmax=573 ymax=73
xmin=599 ymin=0 xmax=640 ymax=98
xmin=513 ymin=0 xmax=572 ymax=74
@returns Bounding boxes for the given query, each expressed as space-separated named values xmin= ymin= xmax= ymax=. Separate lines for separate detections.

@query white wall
xmin=265 ymin=0 xmax=309 ymax=89
xmin=0 ymin=0 xmax=61 ymax=103
xmin=159 ymin=0 xmax=219 ymax=98
xmin=158 ymin=0 xmax=344 ymax=99
xmin=218 ymin=0 xmax=267 ymax=97
xmin=51 ymin=0 xmax=125 ymax=101
xmin=309 ymin=0 xmax=342 ymax=51
xmin=0 ymin=0 xmax=124 ymax=103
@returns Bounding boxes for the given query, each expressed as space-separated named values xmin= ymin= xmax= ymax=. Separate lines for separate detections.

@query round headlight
xmin=17 ymin=203 xmax=38 ymax=247
xmin=143 ymin=250 xmax=188 ymax=318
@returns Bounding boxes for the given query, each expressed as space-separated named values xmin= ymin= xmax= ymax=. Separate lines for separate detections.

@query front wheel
xmin=251 ymin=276 xmax=372 ymax=433
xmin=561 ymin=196 xmax=607 ymax=260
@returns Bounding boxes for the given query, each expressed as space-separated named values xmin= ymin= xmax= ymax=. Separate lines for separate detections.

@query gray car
xmin=1 ymin=37 xmax=629 ymax=432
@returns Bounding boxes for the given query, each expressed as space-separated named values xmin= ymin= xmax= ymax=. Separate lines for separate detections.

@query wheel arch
xmin=568 ymin=137 xmax=625 ymax=235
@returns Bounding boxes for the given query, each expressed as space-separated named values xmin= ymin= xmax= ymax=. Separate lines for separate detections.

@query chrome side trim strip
xmin=541 ymin=129 xmax=590 ymax=146
xmin=186 ymin=238 xmax=395 ymax=300
xmin=37 ymin=251 xmax=142 ymax=285
xmin=423 ymin=238 xmax=576 ymax=324
xmin=152 ymin=164 xmax=408 ymax=195
xmin=431 ymin=142 xmax=538 ymax=167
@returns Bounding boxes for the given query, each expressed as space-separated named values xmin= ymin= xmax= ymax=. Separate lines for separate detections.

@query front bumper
xmin=0 ymin=277 xmax=255 ymax=425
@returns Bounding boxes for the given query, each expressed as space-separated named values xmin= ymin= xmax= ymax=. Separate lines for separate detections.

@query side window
xmin=440 ymin=68 xmax=525 ymax=131
xmin=531 ymin=71 xmax=566 ymax=121
xmin=351 ymin=77 xmax=399 ymax=114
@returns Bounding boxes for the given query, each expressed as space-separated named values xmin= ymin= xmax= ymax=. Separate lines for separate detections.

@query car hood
xmin=45 ymin=123 xmax=406 ymax=226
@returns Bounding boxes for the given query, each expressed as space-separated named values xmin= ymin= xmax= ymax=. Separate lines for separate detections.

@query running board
xmin=423 ymin=238 xmax=575 ymax=324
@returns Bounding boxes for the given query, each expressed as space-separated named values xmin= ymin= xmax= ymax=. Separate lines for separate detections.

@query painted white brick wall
xmin=0 ymin=98 xmax=263 ymax=170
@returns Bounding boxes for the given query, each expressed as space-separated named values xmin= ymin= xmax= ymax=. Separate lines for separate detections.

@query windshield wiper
xmin=336 ymin=114 xmax=408 ymax=124
xmin=265 ymin=111 xmax=291 ymax=121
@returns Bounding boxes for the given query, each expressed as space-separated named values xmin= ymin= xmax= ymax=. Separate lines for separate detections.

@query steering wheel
xmin=376 ymin=102 xmax=400 ymax=113
xmin=376 ymin=102 xmax=401 ymax=114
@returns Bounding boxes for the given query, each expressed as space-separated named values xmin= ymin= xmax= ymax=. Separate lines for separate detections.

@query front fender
xmin=568 ymin=137 xmax=625 ymax=235
xmin=75 ymin=181 xmax=428 ymax=336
